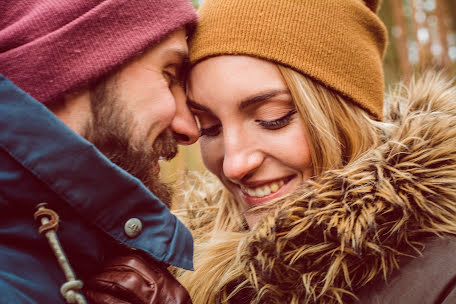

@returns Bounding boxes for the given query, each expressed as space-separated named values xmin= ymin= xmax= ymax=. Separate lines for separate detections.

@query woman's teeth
xmin=241 ymin=180 xmax=285 ymax=198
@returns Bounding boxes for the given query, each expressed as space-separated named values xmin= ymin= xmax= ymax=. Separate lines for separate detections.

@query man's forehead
xmin=142 ymin=28 xmax=188 ymax=63
xmin=157 ymin=28 xmax=188 ymax=55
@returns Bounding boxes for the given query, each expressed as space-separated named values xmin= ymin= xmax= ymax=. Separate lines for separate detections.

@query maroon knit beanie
xmin=0 ymin=0 xmax=197 ymax=104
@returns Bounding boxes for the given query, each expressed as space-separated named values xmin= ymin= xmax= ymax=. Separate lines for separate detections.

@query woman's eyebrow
xmin=239 ymin=89 xmax=290 ymax=110
xmin=187 ymin=89 xmax=290 ymax=114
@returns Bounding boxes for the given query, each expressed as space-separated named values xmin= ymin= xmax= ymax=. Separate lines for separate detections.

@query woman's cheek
xmin=199 ymin=139 xmax=220 ymax=175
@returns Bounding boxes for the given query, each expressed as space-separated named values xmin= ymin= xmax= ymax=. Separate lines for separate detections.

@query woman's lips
xmin=240 ymin=176 xmax=295 ymax=206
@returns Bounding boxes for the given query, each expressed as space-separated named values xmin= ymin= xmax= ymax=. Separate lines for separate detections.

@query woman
xmin=174 ymin=0 xmax=456 ymax=303
xmin=87 ymin=0 xmax=456 ymax=303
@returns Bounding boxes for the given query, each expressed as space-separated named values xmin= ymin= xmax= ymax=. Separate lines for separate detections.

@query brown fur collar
xmin=176 ymin=71 xmax=456 ymax=303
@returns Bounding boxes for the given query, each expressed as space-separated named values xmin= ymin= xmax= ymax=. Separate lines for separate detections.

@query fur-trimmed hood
xmin=174 ymin=71 xmax=456 ymax=303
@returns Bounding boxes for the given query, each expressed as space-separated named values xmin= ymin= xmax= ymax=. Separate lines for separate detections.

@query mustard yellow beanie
xmin=190 ymin=0 xmax=388 ymax=120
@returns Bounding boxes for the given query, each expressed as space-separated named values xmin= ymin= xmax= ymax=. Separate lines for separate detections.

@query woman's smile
xmin=238 ymin=175 xmax=295 ymax=206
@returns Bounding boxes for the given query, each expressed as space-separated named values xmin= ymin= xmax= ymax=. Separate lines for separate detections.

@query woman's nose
xmin=170 ymin=88 xmax=199 ymax=145
xmin=222 ymin=130 xmax=263 ymax=182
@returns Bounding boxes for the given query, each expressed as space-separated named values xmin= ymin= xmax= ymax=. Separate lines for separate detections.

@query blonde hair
xmin=278 ymin=65 xmax=381 ymax=174
xmin=176 ymin=63 xmax=384 ymax=303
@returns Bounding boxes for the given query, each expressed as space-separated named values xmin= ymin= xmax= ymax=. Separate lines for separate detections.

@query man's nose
xmin=222 ymin=129 xmax=263 ymax=182
xmin=170 ymin=87 xmax=199 ymax=145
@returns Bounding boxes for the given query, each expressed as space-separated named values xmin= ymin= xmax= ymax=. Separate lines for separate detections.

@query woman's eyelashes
xmin=198 ymin=109 xmax=298 ymax=137
xmin=256 ymin=109 xmax=297 ymax=130
xmin=193 ymin=112 xmax=221 ymax=137
xmin=199 ymin=123 xmax=221 ymax=137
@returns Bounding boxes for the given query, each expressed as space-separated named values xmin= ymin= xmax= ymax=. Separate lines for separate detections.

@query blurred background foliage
xmin=161 ymin=0 xmax=456 ymax=184
xmin=379 ymin=0 xmax=456 ymax=84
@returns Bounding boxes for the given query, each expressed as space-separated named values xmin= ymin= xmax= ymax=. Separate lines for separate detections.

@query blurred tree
xmin=445 ymin=0 xmax=456 ymax=31
xmin=379 ymin=0 xmax=402 ymax=86
xmin=391 ymin=0 xmax=413 ymax=83
xmin=411 ymin=0 xmax=433 ymax=70
xmin=435 ymin=0 xmax=451 ymax=66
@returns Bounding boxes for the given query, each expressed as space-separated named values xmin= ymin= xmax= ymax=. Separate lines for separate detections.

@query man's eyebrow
xmin=187 ymin=99 xmax=215 ymax=115
xmin=239 ymin=89 xmax=290 ymax=110
xmin=163 ymin=48 xmax=190 ymax=80
xmin=163 ymin=47 xmax=189 ymax=64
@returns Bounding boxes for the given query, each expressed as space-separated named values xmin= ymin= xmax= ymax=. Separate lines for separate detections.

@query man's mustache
xmin=152 ymin=129 xmax=178 ymax=161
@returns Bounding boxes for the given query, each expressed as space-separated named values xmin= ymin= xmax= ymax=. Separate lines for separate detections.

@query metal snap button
xmin=124 ymin=218 xmax=143 ymax=238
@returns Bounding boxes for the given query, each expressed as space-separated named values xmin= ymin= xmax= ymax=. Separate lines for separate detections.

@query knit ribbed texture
xmin=190 ymin=0 xmax=387 ymax=120
xmin=0 ymin=0 xmax=197 ymax=104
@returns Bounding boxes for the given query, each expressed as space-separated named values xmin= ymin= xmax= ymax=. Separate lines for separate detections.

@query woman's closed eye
xmin=198 ymin=109 xmax=297 ymax=137
xmin=199 ymin=123 xmax=222 ymax=137
xmin=193 ymin=112 xmax=222 ymax=137
xmin=256 ymin=109 xmax=297 ymax=130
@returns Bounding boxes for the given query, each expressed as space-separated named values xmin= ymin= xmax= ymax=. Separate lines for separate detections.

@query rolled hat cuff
xmin=190 ymin=0 xmax=387 ymax=120
xmin=0 ymin=0 xmax=197 ymax=104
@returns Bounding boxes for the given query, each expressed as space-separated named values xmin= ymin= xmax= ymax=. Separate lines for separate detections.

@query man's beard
xmin=83 ymin=79 xmax=178 ymax=207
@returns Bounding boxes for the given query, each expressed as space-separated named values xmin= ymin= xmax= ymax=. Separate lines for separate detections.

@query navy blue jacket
xmin=0 ymin=75 xmax=193 ymax=303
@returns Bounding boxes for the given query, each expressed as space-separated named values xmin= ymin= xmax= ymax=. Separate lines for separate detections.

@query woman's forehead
xmin=188 ymin=55 xmax=288 ymax=111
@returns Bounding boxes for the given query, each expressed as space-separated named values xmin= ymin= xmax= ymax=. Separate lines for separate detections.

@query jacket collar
xmin=0 ymin=75 xmax=193 ymax=270
xmin=240 ymin=71 xmax=456 ymax=302
xmin=181 ymin=71 xmax=456 ymax=302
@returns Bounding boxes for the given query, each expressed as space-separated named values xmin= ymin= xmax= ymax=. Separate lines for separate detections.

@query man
xmin=0 ymin=0 xmax=199 ymax=303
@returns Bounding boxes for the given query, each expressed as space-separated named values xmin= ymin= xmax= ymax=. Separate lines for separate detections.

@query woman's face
xmin=188 ymin=56 xmax=313 ymax=227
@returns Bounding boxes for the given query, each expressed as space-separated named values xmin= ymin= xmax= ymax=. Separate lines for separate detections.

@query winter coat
xmin=0 ymin=75 xmax=193 ymax=303
xmin=176 ymin=71 xmax=456 ymax=304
